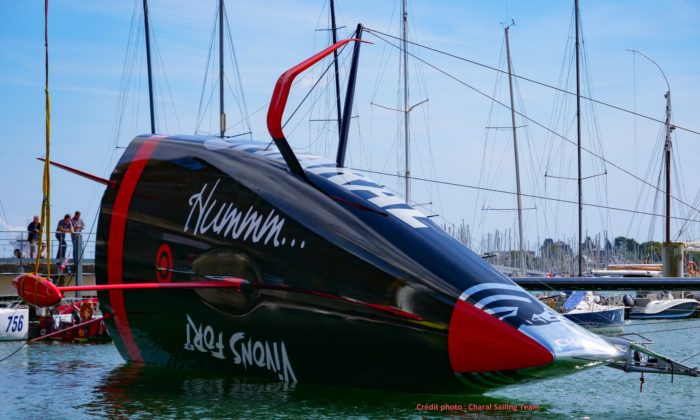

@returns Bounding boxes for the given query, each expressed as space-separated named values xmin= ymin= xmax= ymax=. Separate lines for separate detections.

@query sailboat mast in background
xmin=575 ymin=0 xmax=583 ymax=277
xmin=219 ymin=0 xmax=226 ymax=137
xmin=142 ymin=0 xmax=155 ymax=134
xmin=504 ymin=21 xmax=526 ymax=277
xmin=627 ymin=49 xmax=676 ymax=274
xmin=402 ymin=0 xmax=411 ymax=202
xmin=663 ymin=89 xmax=673 ymax=245
xmin=330 ymin=0 xmax=343 ymax=146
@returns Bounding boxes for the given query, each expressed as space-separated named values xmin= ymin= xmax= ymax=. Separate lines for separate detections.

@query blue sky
xmin=1 ymin=0 xmax=699 ymax=253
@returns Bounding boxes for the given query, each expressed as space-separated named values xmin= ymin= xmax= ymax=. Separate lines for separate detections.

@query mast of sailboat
xmin=632 ymin=54 xmax=681 ymax=276
xmin=664 ymin=95 xmax=672 ymax=244
xmin=402 ymin=0 xmax=410 ymax=202
xmin=330 ymin=0 xmax=343 ymax=146
xmin=336 ymin=25 xmax=363 ymax=166
xmin=504 ymin=22 xmax=525 ymax=277
xmin=142 ymin=0 xmax=155 ymax=134
xmin=219 ymin=0 xmax=226 ymax=137
xmin=627 ymin=50 xmax=684 ymax=273
xmin=575 ymin=0 xmax=583 ymax=277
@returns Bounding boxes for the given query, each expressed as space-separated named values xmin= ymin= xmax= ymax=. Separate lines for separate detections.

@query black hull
xmin=95 ymin=135 xmax=620 ymax=392
xmin=109 ymin=290 xmax=461 ymax=391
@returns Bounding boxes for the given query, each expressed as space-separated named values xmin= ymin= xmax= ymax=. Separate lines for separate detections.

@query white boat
xmin=0 ymin=302 xmax=29 ymax=341
xmin=561 ymin=291 xmax=625 ymax=329
xmin=629 ymin=292 xmax=700 ymax=319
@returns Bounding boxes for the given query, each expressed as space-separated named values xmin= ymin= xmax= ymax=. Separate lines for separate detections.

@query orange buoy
xmin=12 ymin=273 xmax=63 ymax=307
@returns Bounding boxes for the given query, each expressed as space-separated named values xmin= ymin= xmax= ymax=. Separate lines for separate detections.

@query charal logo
xmin=184 ymin=315 xmax=297 ymax=383
xmin=458 ymin=282 xmax=561 ymax=329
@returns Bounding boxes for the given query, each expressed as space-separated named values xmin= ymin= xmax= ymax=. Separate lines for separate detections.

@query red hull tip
xmin=448 ymin=299 xmax=553 ymax=373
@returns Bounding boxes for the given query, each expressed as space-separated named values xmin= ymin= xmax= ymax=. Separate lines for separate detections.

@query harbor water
xmin=0 ymin=319 xmax=698 ymax=419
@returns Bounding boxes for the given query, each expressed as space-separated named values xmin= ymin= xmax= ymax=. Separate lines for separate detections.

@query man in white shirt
xmin=71 ymin=211 xmax=85 ymax=262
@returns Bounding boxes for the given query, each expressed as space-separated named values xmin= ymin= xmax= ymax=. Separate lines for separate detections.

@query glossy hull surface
xmin=95 ymin=135 xmax=622 ymax=392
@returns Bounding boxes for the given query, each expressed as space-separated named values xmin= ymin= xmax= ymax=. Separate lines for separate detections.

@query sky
xmin=1 ymin=0 xmax=699 ymax=255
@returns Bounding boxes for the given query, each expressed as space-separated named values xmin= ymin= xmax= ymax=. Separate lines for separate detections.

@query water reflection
xmin=85 ymin=364 xmax=538 ymax=418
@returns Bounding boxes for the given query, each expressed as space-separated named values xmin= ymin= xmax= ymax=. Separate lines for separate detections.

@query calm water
xmin=1 ymin=319 xmax=698 ymax=419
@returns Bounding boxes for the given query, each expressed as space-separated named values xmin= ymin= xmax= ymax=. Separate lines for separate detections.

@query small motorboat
xmin=561 ymin=291 xmax=625 ymax=330
xmin=0 ymin=301 xmax=29 ymax=341
xmin=629 ymin=292 xmax=700 ymax=319
xmin=35 ymin=298 xmax=110 ymax=342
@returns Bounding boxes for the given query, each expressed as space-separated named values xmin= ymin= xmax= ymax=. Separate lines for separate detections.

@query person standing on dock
xmin=55 ymin=214 xmax=73 ymax=260
xmin=27 ymin=215 xmax=41 ymax=258
xmin=70 ymin=211 xmax=84 ymax=263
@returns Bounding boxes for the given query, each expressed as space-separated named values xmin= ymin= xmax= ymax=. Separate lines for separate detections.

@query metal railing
xmin=0 ymin=229 xmax=96 ymax=261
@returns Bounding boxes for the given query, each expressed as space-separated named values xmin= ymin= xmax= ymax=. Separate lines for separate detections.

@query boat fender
xmin=623 ymin=295 xmax=635 ymax=308
xmin=79 ymin=301 xmax=94 ymax=321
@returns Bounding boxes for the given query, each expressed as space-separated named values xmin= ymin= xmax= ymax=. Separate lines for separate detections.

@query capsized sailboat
xmin=13 ymin=34 xmax=698 ymax=392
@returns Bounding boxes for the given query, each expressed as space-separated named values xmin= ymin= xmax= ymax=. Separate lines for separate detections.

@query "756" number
xmin=5 ymin=315 xmax=24 ymax=333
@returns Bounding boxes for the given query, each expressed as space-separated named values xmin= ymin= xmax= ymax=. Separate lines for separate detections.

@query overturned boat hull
xmin=94 ymin=135 xmax=623 ymax=392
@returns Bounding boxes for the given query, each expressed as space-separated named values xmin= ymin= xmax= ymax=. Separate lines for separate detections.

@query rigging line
xmin=51 ymin=205 xmax=100 ymax=288
xmin=627 ymin=324 xmax=700 ymax=336
xmin=364 ymin=27 xmax=700 ymax=137
xmin=348 ymin=167 xmax=700 ymax=224
xmin=264 ymin=45 xmax=347 ymax=150
xmin=0 ymin=342 xmax=28 ymax=364
xmin=625 ymin=318 xmax=700 ymax=327
xmin=36 ymin=0 xmax=51 ymax=277
xmin=112 ymin=0 xmax=139 ymax=148
xmin=195 ymin=5 xmax=219 ymax=133
xmin=681 ymin=351 xmax=700 ymax=364
xmin=150 ymin=24 xmax=182 ymax=133
xmin=475 ymin=37 xmax=505 ymax=230
xmin=629 ymin=126 xmax=664 ymax=238
xmin=285 ymin=79 xmax=335 ymax=140
xmin=224 ymin=10 xmax=251 ymax=133
xmin=283 ymin=44 xmax=347 ymax=129
xmin=677 ymin=190 xmax=700 ymax=241
xmin=365 ymin=30 xmax=700 ymax=219
xmin=672 ymin=138 xmax=691 ymax=239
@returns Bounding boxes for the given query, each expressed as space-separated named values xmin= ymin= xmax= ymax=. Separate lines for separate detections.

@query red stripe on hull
xmin=107 ymin=137 xmax=162 ymax=362
xmin=448 ymin=299 xmax=553 ymax=373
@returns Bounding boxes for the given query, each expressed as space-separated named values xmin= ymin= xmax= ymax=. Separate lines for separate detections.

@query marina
xmin=2 ymin=0 xmax=700 ymax=418
xmin=1 ymin=318 xmax=699 ymax=418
